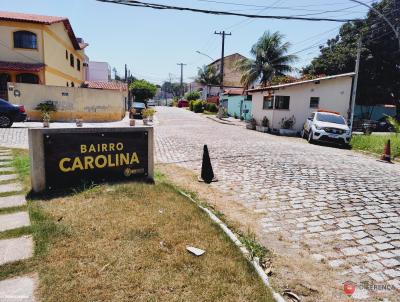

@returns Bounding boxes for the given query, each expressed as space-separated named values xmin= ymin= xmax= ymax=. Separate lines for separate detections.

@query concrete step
xmin=0 ymin=174 xmax=18 ymax=182
xmin=0 ymin=275 xmax=37 ymax=302
xmin=0 ymin=167 xmax=15 ymax=174
xmin=0 ymin=183 xmax=22 ymax=194
xmin=0 ymin=156 xmax=13 ymax=161
xmin=0 ymin=212 xmax=30 ymax=232
xmin=0 ymin=236 xmax=33 ymax=265
xmin=0 ymin=195 xmax=26 ymax=209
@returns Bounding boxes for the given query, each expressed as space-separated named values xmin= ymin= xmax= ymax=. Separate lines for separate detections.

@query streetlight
xmin=196 ymin=50 xmax=215 ymax=62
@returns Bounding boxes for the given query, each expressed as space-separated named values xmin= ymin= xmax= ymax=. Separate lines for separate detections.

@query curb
xmin=205 ymin=116 xmax=244 ymax=127
xmin=178 ymin=190 xmax=286 ymax=302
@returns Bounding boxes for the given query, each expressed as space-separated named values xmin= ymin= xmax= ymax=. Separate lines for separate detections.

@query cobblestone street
xmin=155 ymin=107 xmax=400 ymax=297
xmin=1 ymin=107 xmax=399 ymax=297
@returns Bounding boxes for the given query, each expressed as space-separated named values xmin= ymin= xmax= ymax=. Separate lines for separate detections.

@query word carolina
xmin=58 ymin=142 xmax=140 ymax=172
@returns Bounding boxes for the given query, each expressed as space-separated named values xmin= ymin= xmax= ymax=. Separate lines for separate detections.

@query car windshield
xmin=133 ymin=102 xmax=146 ymax=109
xmin=316 ymin=113 xmax=346 ymax=125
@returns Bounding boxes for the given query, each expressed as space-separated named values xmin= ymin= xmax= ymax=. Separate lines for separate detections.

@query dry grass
xmin=1 ymin=149 xmax=274 ymax=301
xmin=37 ymin=182 xmax=273 ymax=302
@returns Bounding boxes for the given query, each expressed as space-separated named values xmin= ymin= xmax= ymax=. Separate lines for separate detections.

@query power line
xmin=96 ymin=0 xmax=360 ymax=22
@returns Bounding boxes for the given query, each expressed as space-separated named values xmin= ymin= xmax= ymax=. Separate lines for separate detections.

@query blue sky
xmin=0 ymin=0 xmax=371 ymax=84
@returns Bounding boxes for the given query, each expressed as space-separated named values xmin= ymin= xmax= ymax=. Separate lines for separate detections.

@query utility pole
xmin=349 ymin=36 xmax=362 ymax=133
xmin=177 ymin=63 xmax=187 ymax=98
xmin=124 ymin=64 xmax=128 ymax=82
xmin=214 ymin=31 xmax=231 ymax=95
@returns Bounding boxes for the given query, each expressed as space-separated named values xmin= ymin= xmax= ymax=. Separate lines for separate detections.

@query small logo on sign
xmin=343 ymin=281 xmax=356 ymax=296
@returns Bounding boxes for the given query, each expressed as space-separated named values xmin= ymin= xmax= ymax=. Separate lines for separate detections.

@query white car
xmin=302 ymin=111 xmax=351 ymax=146
xmin=147 ymin=100 xmax=156 ymax=107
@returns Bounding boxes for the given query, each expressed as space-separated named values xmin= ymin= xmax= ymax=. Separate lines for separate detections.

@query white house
xmin=247 ymin=73 xmax=355 ymax=132
xmin=87 ymin=61 xmax=111 ymax=82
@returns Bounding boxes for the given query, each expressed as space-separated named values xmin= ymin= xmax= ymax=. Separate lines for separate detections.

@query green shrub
xmin=185 ymin=91 xmax=201 ymax=101
xmin=189 ymin=100 xmax=194 ymax=111
xmin=207 ymin=103 xmax=218 ymax=113
xmin=192 ymin=100 xmax=205 ymax=113
xmin=233 ymin=112 xmax=238 ymax=119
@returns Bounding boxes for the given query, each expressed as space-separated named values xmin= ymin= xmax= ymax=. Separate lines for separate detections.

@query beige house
xmin=0 ymin=11 xmax=88 ymax=100
xmin=247 ymin=73 xmax=355 ymax=132
xmin=209 ymin=53 xmax=246 ymax=87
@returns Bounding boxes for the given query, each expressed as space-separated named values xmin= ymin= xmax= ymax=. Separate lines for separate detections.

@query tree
xmin=129 ymin=79 xmax=157 ymax=102
xmin=303 ymin=0 xmax=400 ymax=114
xmin=185 ymin=91 xmax=201 ymax=101
xmin=235 ymin=31 xmax=298 ymax=88
xmin=161 ymin=81 xmax=186 ymax=98
xmin=195 ymin=65 xmax=220 ymax=97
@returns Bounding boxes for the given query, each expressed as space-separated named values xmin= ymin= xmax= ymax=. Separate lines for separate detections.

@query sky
xmin=0 ymin=0 xmax=371 ymax=84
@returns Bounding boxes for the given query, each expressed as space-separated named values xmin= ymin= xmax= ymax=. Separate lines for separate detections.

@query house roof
xmin=84 ymin=81 xmax=128 ymax=91
xmin=209 ymin=53 xmax=246 ymax=66
xmin=223 ymin=88 xmax=244 ymax=96
xmin=0 ymin=61 xmax=45 ymax=72
xmin=247 ymin=73 xmax=356 ymax=93
xmin=0 ymin=11 xmax=83 ymax=50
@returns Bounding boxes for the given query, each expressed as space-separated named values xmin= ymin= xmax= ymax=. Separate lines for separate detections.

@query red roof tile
xmin=0 ymin=61 xmax=45 ymax=72
xmin=84 ymin=81 xmax=128 ymax=91
xmin=224 ymin=88 xmax=244 ymax=95
xmin=0 ymin=11 xmax=83 ymax=50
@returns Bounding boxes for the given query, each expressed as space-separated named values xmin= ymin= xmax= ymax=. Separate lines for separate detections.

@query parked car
xmin=0 ymin=98 xmax=27 ymax=128
xmin=302 ymin=110 xmax=351 ymax=147
xmin=129 ymin=102 xmax=146 ymax=119
xmin=147 ymin=100 xmax=156 ymax=107
xmin=353 ymin=117 xmax=395 ymax=133
xmin=177 ymin=99 xmax=189 ymax=108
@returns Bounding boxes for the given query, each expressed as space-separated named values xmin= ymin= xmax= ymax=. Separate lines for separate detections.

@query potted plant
xmin=75 ymin=117 xmax=83 ymax=127
xmin=256 ymin=116 xmax=270 ymax=133
xmin=35 ymin=101 xmax=57 ymax=128
xmin=246 ymin=117 xmax=257 ymax=130
xmin=279 ymin=115 xmax=298 ymax=136
xmin=142 ymin=108 xmax=156 ymax=125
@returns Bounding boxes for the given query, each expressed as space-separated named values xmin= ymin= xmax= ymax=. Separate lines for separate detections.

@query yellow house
xmin=0 ymin=11 xmax=88 ymax=100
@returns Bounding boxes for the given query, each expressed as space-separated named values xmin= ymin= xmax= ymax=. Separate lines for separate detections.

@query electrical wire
xmin=96 ymin=0 xmax=360 ymax=22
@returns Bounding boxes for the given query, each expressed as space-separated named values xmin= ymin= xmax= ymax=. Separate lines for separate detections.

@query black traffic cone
xmin=199 ymin=145 xmax=217 ymax=184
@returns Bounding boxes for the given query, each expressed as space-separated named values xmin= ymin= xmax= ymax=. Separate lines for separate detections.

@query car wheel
xmin=307 ymin=131 xmax=314 ymax=144
xmin=0 ymin=115 xmax=13 ymax=128
xmin=301 ymin=129 xmax=307 ymax=139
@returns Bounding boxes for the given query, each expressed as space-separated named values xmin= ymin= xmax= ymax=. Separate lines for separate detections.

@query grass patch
xmin=351 ymin=134 xmax=400 ymax=159
xmin=2 ymin=149 xmax=273 ymax=301
xmin=11 ymin=149 xmax=30 ymax=187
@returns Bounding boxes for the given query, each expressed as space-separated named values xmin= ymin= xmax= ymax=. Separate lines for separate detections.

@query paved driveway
xmin=155 ymin=107 xmax=400 ymax=293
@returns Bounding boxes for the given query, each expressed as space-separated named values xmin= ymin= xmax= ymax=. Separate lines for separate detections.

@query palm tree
xmin=236 ymin=31 xmax=298 ymax=88
xmin=195 ymin=65 xmax=220 ymax=97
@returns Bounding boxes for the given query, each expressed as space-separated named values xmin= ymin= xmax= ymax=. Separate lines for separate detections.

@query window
xmin=262 ymin=96 xmax=273 ymax=110
xmin=16 ymin=73 xmax=39 ymax=84
xmin=274 ymin=96 xmax=290 ymax=110
xmin=310 ymin=97 xmax=319 ymax=108
xmin=316 ymin=113 xmax=346 ymax=125
xmin=77 ymin=59 xmax=81 ymax=71
xmin=13 ymin=31 xmax=37 ymax=49
xmin=245 ymin=95 xmax=252 ymax=101
xmin=71 ymin=82 xmax=75 ymax=87
xmin=66 ymin=50 xmax=68 ymax=60
xmin=70 ymin=54 xmax=75 ymax=67
xmin=67 ymin=82 xmax=69 ymax=87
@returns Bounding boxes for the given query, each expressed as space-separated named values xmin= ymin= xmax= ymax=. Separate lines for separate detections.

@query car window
xmin=316 ymin=113 xmax=346 ymax=124
xmin=133 ymin=102 xmax=146 ymax=108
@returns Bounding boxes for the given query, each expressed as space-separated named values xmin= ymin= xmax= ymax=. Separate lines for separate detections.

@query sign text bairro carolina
xmin=28 ymin=127 xmax=154 ymax=192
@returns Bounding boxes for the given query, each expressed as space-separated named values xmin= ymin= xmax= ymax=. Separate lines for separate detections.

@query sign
xmin=28 ymin=128 xmax=153 ymax=192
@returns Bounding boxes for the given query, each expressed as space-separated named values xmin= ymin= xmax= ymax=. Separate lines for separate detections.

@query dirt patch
xmin=157 ymin=164 xmax=357 ymax=302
